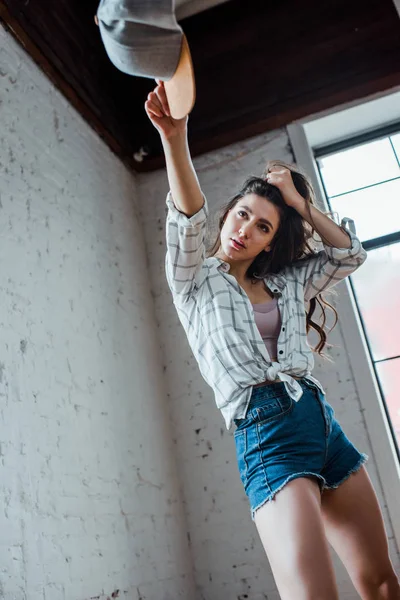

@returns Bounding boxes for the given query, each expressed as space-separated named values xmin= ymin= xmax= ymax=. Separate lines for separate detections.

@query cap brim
xmin=164 ymin=34 xmax=196 ymax=120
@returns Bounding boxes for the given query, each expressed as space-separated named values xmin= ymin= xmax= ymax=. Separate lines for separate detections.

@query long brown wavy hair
xmin=207 ymin=160 xmax=341 ymax=356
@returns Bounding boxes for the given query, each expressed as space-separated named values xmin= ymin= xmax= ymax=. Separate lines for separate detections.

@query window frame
xmin=315 ymin=122 xmax=400 ymax=252
xmin=288 ymin=121 xmax=400 ymax=548
xmin=315 ymin=127 xmax=400 ymax=465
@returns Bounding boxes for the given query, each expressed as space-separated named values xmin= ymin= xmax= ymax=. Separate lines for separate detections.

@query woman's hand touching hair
xmin=265 ymin=165 xmax=306 ymax=210
xmin=145 ymin=80 xmax=188 ymax=141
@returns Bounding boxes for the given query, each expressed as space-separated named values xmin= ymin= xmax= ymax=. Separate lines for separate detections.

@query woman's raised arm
xmin=145 ymin=81 xmax=204 ymax=217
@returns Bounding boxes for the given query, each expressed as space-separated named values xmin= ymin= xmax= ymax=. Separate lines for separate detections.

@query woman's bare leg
xmin=321 ymin=466 xmax=400 ymax=600
xmin=254 ymin=476 xmax=339 ymax=600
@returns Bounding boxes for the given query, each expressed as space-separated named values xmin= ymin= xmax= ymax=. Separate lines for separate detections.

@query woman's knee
xmin=355 ymin=567 xmax=400 ymax=599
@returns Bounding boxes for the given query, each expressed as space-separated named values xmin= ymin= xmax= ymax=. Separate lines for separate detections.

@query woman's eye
xmin=238 ymin=211 xmax=268 ymax=232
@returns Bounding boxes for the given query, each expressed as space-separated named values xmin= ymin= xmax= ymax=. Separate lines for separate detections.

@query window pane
xmin=318 ymin=138 xmax=400 ymax=197
xmin=375 ymin=358 xmax=400 ymax=449
xmin=391 ymin=133 xmax=400 ymax=162
xmin=351 ymin=242 xmax=400 ymax=361
xmin=328 ymin=178 xmax=400 ymax=242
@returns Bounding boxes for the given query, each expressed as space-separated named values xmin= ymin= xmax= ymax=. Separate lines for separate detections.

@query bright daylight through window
xmin=316 ymin=129 xmax=400 ymax=456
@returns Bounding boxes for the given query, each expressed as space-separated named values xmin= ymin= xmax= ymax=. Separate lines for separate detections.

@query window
xmin=315 ymin=125 xmax=400 ymax=457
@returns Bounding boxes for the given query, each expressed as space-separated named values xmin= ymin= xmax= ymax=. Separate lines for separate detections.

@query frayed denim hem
xmin=251 ymin=471 xmax=326 ymax=521
xmin=250 ymin=454 xmax=369 ymax=521
xmin=322 ymin=452 xmax=369 ymax=491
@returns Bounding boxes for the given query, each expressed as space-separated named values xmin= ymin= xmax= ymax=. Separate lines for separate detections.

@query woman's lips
xmin=230 ymin=238 xmax=245 ymax=250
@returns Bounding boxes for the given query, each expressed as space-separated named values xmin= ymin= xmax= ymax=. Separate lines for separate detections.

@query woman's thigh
xmin=254 ymin=476 xmax=339 ymax=600
xmin=321 ymin=466 xmax=400 ymax=598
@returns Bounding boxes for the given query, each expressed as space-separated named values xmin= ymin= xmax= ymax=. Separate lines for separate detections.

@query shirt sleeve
xmin=291 ymin=218 xmax=368 ymax=301
xmin=165 ymin=191 xmax=209 ymax=301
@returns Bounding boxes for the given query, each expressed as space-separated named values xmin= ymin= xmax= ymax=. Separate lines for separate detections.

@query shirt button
xmin=282 ymin=327 xmax=285 ymax=331
xmin=274 ymin=289 xmax=278 ymax=293
xmin=279 ymin=350 xmax=283 ymax=355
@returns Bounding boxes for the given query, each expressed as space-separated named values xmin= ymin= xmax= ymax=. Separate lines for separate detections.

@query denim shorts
xmin=233 ymin=378 xmax=368 ymax=520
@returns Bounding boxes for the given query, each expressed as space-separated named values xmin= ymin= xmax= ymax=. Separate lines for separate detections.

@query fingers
xmin=146 ymin=81 xmax=171 ymax=118
xmin=145 ymin=101 xmax=163 ymax=119
xmin=266 ymin=173 xmax=280 ymax=184
xmin=266 ymin=171 xmax=284 ymax=184
xmin=268 ymin=166 xmax=288 ymax=175
xmin=146 ymin=91 xmax=164 ymax=118
xmin=266 ymin=166 xmax=290 ymax=186
xmin=154 ymin=82 xmax=171 ymax=117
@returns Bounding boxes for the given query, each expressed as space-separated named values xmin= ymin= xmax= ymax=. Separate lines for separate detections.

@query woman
xmin=145 ymin=81 xmax=400 ymax=600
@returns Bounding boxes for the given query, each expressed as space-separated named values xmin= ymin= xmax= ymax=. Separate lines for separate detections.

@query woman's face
xmin=218 ymin=193 xmax=281 ymax=264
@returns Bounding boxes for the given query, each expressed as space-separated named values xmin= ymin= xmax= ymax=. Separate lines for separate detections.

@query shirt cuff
xmin=166 ymin=191 xmax=209 ymax=227
xmin=324 ymin=218 xmax=366 ymax=261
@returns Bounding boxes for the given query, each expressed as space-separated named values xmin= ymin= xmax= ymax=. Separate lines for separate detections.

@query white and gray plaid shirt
xmin=165 ymin=192 xmax=367 ymax=430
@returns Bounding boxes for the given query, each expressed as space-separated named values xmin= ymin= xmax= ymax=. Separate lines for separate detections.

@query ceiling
xmin=1 ymin=0 xmax=400 ymax=173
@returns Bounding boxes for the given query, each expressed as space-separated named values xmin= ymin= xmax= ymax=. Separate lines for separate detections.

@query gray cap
xmin=97 ymin=0 xmax=183 ymax=80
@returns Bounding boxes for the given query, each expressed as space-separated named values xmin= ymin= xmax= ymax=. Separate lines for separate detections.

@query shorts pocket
xmin=234 ymin=429 xmax=248 ymax=486
xmin=250 ymin=395 xmax=293 ymax=425
xmin=305 ymin=382 xmax=334 ymax=436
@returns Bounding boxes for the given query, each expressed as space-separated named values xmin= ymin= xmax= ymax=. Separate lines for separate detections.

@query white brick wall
xmin=0 ymin=27 xmax=195 ymax=600
xmin=138 ymin=128 xmax=400 ymax=600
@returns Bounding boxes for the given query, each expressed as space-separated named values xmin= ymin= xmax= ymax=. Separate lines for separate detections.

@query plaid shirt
xmin=165 ymin=192 xmax=367 ymax=430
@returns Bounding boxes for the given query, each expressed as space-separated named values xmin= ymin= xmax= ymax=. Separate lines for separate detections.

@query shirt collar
xmin=214 ymin=257 xmax=231 ymax=273
xmin=211 ymin=258 xmax=287 ymax=291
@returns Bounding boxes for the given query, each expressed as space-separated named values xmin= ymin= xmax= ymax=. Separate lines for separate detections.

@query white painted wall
xmin=138 ymin=128 xmax=400 ymax=600
xmin=0 ymin=27 xmax=195 ymax=600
